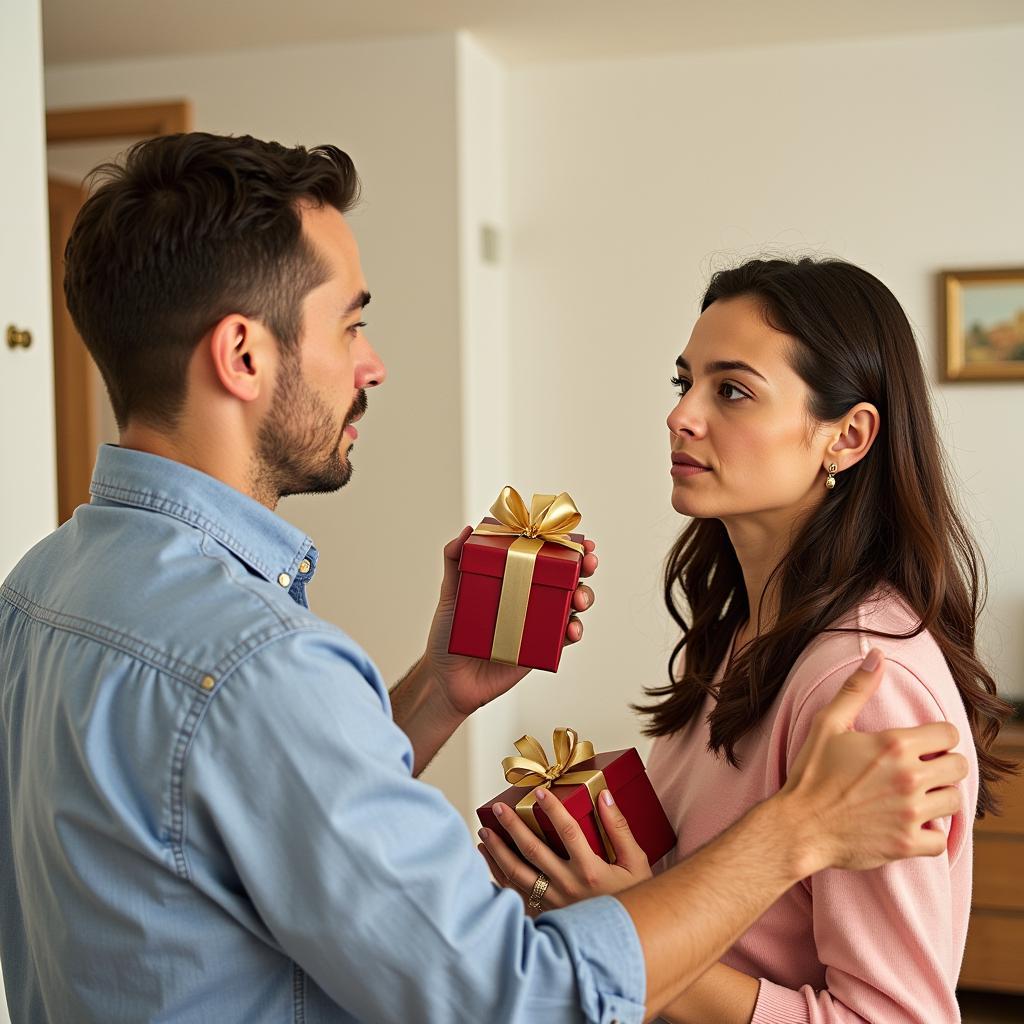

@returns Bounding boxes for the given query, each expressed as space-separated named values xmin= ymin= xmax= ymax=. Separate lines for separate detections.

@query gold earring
xmin=825 ymin=463 xmax=838 ymax=490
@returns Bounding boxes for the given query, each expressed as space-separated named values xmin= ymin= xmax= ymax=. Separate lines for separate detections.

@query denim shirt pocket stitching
xmin=203 ymin=617 xmax=348 ymax=693
xmin=167 ymin=688 xmax=212 ymax=880
xmin=292 ymin=962 xmax=307 ymax=1024
xmin=0 ymin=581 xmax=205 ymax=687
xmin=171 ymin=623 xmax=341 ymax=879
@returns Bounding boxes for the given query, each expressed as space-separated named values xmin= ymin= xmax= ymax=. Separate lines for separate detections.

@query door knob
xmin=6 ymin=325 xmax=33 ymax=349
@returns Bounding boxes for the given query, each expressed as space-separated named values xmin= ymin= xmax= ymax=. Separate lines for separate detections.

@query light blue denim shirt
xmin=0 ymin=445 xmax=646 ymax=1024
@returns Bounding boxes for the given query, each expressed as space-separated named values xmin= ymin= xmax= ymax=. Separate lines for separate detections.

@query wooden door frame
xmin=47 ymin=100 xmax=192 ymax=143
xmin=46 ymin=100 xmax=192 ymax=522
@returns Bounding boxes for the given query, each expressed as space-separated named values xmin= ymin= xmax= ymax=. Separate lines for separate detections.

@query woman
xmin=479 ymin=258 xmax=1013 ymax=1023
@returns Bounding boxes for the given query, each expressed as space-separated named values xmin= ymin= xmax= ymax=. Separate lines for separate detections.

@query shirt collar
xmin=89 ymin=445 xmax=316 ymax=587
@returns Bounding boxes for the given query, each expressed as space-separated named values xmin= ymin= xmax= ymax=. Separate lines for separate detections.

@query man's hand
xmin=389 ymin=528 xmax=598 ymax=775
xmin=424 ymin=526 xmax=599 ymax=719
xmin=611 ymin=650 xmax=969 ymax=1019
xmin=777 ymin=648 xmax=969 ymax=875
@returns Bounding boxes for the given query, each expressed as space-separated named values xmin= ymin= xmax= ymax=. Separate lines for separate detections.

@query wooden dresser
xmin=959 ymin=722 xmax=1024 ymax=992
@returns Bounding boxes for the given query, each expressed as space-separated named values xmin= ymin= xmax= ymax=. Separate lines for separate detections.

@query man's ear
xmin=207 ymin=315 xmax=271 ymax=403
xmin=826 ymin=402 xmax=881 ymax=471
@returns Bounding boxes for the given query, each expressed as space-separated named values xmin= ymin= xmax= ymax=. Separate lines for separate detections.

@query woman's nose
xmin=667 ymin=392 xmax=706 ymax=438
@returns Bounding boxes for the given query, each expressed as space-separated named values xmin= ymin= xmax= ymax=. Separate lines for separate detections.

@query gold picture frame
xmin=941 ymin=267 xmax=1024 ymax=381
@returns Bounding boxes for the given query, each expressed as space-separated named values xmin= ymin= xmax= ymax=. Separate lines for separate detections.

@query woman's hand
xmin=477 ymin=786 xmax=653 ymax=912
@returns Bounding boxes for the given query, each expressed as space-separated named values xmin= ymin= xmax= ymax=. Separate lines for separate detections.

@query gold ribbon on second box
xmin=473 ymin=486 xmax=584 ymax=665
xmin=502 ymin=727 xmax=615 ymax=862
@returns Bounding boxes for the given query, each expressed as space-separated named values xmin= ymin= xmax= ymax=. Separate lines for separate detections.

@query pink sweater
xmin=646 ymin=592 xmax=979 ymax=1023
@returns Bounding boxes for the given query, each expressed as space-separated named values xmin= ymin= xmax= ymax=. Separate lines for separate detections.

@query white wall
xmin=40 ymin=22 xmax=1024 ymax=823
xmin=44 ymin=33 xmax=477 ymax=810
xmin=506 ymin=25 xmax=1024 ymax=760
xmin=454 ymin=36 xmax=519 ymax=805
xmin=1 ymin=0 xmax=54 ymax=1015
xmin=1 ymin=0 xmax=57 ymax=582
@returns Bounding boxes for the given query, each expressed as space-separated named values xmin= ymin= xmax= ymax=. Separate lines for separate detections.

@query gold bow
xmin=502 ymin=727 xmax=595 ymax=785
xmin=473 ymin=487 xmax=585 ymax=556
xmin=473 ymin=487 xmax=584 ymax=666
xmin=501 ymin=728 xmax=614 ymax=862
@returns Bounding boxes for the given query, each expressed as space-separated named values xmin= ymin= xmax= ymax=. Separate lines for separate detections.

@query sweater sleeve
xmin=750 ymin=656 xmax=975 ymax=1024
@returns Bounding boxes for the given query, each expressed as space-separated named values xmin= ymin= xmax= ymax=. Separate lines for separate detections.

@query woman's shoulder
xmin=781 ymin=588 xmax=968 ymax=731
xmin=776 ymin=589 xmax=979 ymax=865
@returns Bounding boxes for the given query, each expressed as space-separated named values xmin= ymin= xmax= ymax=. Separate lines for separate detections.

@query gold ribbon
xmin=473 ymin=487 xmax=584 ymax=665
xmin=501 ymin=728 xmax=615 ymax=862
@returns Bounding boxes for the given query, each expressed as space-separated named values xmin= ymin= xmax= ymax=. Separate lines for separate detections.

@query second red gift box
xmin=477 ymin=728 xmax=677 ymax=866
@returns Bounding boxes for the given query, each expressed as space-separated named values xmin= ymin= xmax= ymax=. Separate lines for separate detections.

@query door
xmin=48 ymin=177 xmax=95 ymax=523
xmin=0 ymin=0 xmax=56 ymax=586
xmin=43 ymin=103 xmax=192 ymax=522
xmin=0 ymin=0 xmax=52 ymax=1014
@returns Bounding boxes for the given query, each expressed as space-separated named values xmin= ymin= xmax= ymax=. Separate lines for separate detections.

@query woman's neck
xmin=722 ymin=511 xmax=803 ymax=650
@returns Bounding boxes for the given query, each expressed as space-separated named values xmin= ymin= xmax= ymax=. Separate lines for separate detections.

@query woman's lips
xmin=671 ymin=453 xmax=710 ymax=477
xmin=671 ymin=462 xmax=709 ymax=477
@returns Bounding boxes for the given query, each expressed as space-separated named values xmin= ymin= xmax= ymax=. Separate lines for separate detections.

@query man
xmin=0 ymin=133 xmax=967 ymax=1023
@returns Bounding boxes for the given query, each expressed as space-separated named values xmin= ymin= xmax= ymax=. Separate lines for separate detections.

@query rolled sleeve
xmin=541 ymin=896 xmax=647 ymax=1024
xmin=182 ymin=627 xmax=646 ymax=1023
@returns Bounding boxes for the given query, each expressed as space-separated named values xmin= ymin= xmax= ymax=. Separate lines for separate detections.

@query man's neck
xmin=118 ymin=423 xmax=275 ymax=510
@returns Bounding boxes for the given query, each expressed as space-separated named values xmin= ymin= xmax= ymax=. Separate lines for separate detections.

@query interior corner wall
xmin=454 ymin=33 xmax=516 ymax=813
xmin=43 ymin=32 xmax=475 ymax=815
xmin=506 ymin=24 xmax=1024 ymax=758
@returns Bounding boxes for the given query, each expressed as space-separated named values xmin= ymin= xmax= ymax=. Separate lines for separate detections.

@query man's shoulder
xmin=1 ymin=502 xmax=370 ymax=694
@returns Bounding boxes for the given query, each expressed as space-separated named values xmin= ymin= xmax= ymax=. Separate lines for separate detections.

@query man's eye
xmin=348 ymin=321 xmax=367 ymax=334
xmin=670 ymin=375 xmax=691 ymax=396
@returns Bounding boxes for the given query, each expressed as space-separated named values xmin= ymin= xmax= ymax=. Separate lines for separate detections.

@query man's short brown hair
xmin=64 ymin=132 xmax=360 ymax=428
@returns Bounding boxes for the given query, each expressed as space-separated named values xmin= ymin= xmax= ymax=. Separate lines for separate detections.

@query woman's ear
xmin=826 ymin=402 xmax=880 ymax=471
xmin=207 ymin=315 xmax=270 ymax=403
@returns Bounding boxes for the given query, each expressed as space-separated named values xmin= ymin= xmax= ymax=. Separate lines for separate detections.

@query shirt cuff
xmin=751 ymin=978 xmax=811 ymax=1024
xmin=539 ymin=895 xmax=647 ymax=1024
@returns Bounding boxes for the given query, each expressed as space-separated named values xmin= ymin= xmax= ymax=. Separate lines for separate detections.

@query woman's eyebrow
xmin=676 ymin=355 xmax=768 ymax=383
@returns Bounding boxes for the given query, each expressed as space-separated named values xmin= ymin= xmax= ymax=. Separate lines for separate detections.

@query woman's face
xmin=667 ymin=293 xmax=829 ymax=526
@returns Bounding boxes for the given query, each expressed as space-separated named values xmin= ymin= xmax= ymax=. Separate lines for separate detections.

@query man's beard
xmin=254 ymin=352 xmax=368 ymax=501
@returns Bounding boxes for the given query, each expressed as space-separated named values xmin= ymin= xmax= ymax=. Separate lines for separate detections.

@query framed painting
xmin=941 ymin=267 xmax=1024 ymax=381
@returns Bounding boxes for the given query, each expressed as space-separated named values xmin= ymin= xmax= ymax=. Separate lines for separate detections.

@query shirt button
xmin=277 ymin=573 xmax=291 ymax=587
xmin=201 ymin=675 xmax=215 ymax=691
xmin=298 ymin=559 xmax=311 ymax=574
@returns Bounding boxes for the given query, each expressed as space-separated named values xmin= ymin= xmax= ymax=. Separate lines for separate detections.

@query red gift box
xmin=448 ymin=488 xmax=586 ymax=673
xmin=477 ymin=745 xmax=676 ymax=867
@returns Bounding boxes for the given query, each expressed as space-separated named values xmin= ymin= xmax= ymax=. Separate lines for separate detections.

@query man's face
xmin=256 ymin=205 xmax=385 ymax=499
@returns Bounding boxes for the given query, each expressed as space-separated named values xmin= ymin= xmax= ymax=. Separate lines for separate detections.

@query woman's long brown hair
xmin=636 ymin=258 xmax=1014 ymax=816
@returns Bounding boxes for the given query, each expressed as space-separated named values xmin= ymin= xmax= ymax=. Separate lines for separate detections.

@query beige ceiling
xmin=42 ymin=0 xmax=1024 ymax=67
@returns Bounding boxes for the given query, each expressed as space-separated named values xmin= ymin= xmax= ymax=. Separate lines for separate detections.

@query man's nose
xmin=354 ymin=334 xmax=387 ymax=389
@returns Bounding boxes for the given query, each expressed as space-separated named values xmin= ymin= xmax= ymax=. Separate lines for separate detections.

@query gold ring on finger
xmin=527 ymin=871 xmax=550 ymax=909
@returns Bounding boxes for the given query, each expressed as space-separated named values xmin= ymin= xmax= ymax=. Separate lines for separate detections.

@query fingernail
xmin=601 ymin=789 xmax=614 ymax=806
xmin=534 ymin=787 xmax=547 ymax=801
xmin=478 ymin=828 xmax=489 ymax=839
xmin=493 ymin=803 xmax=504 ymax=817
xmin=862 ymin=649 xmax=882 ymax=671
